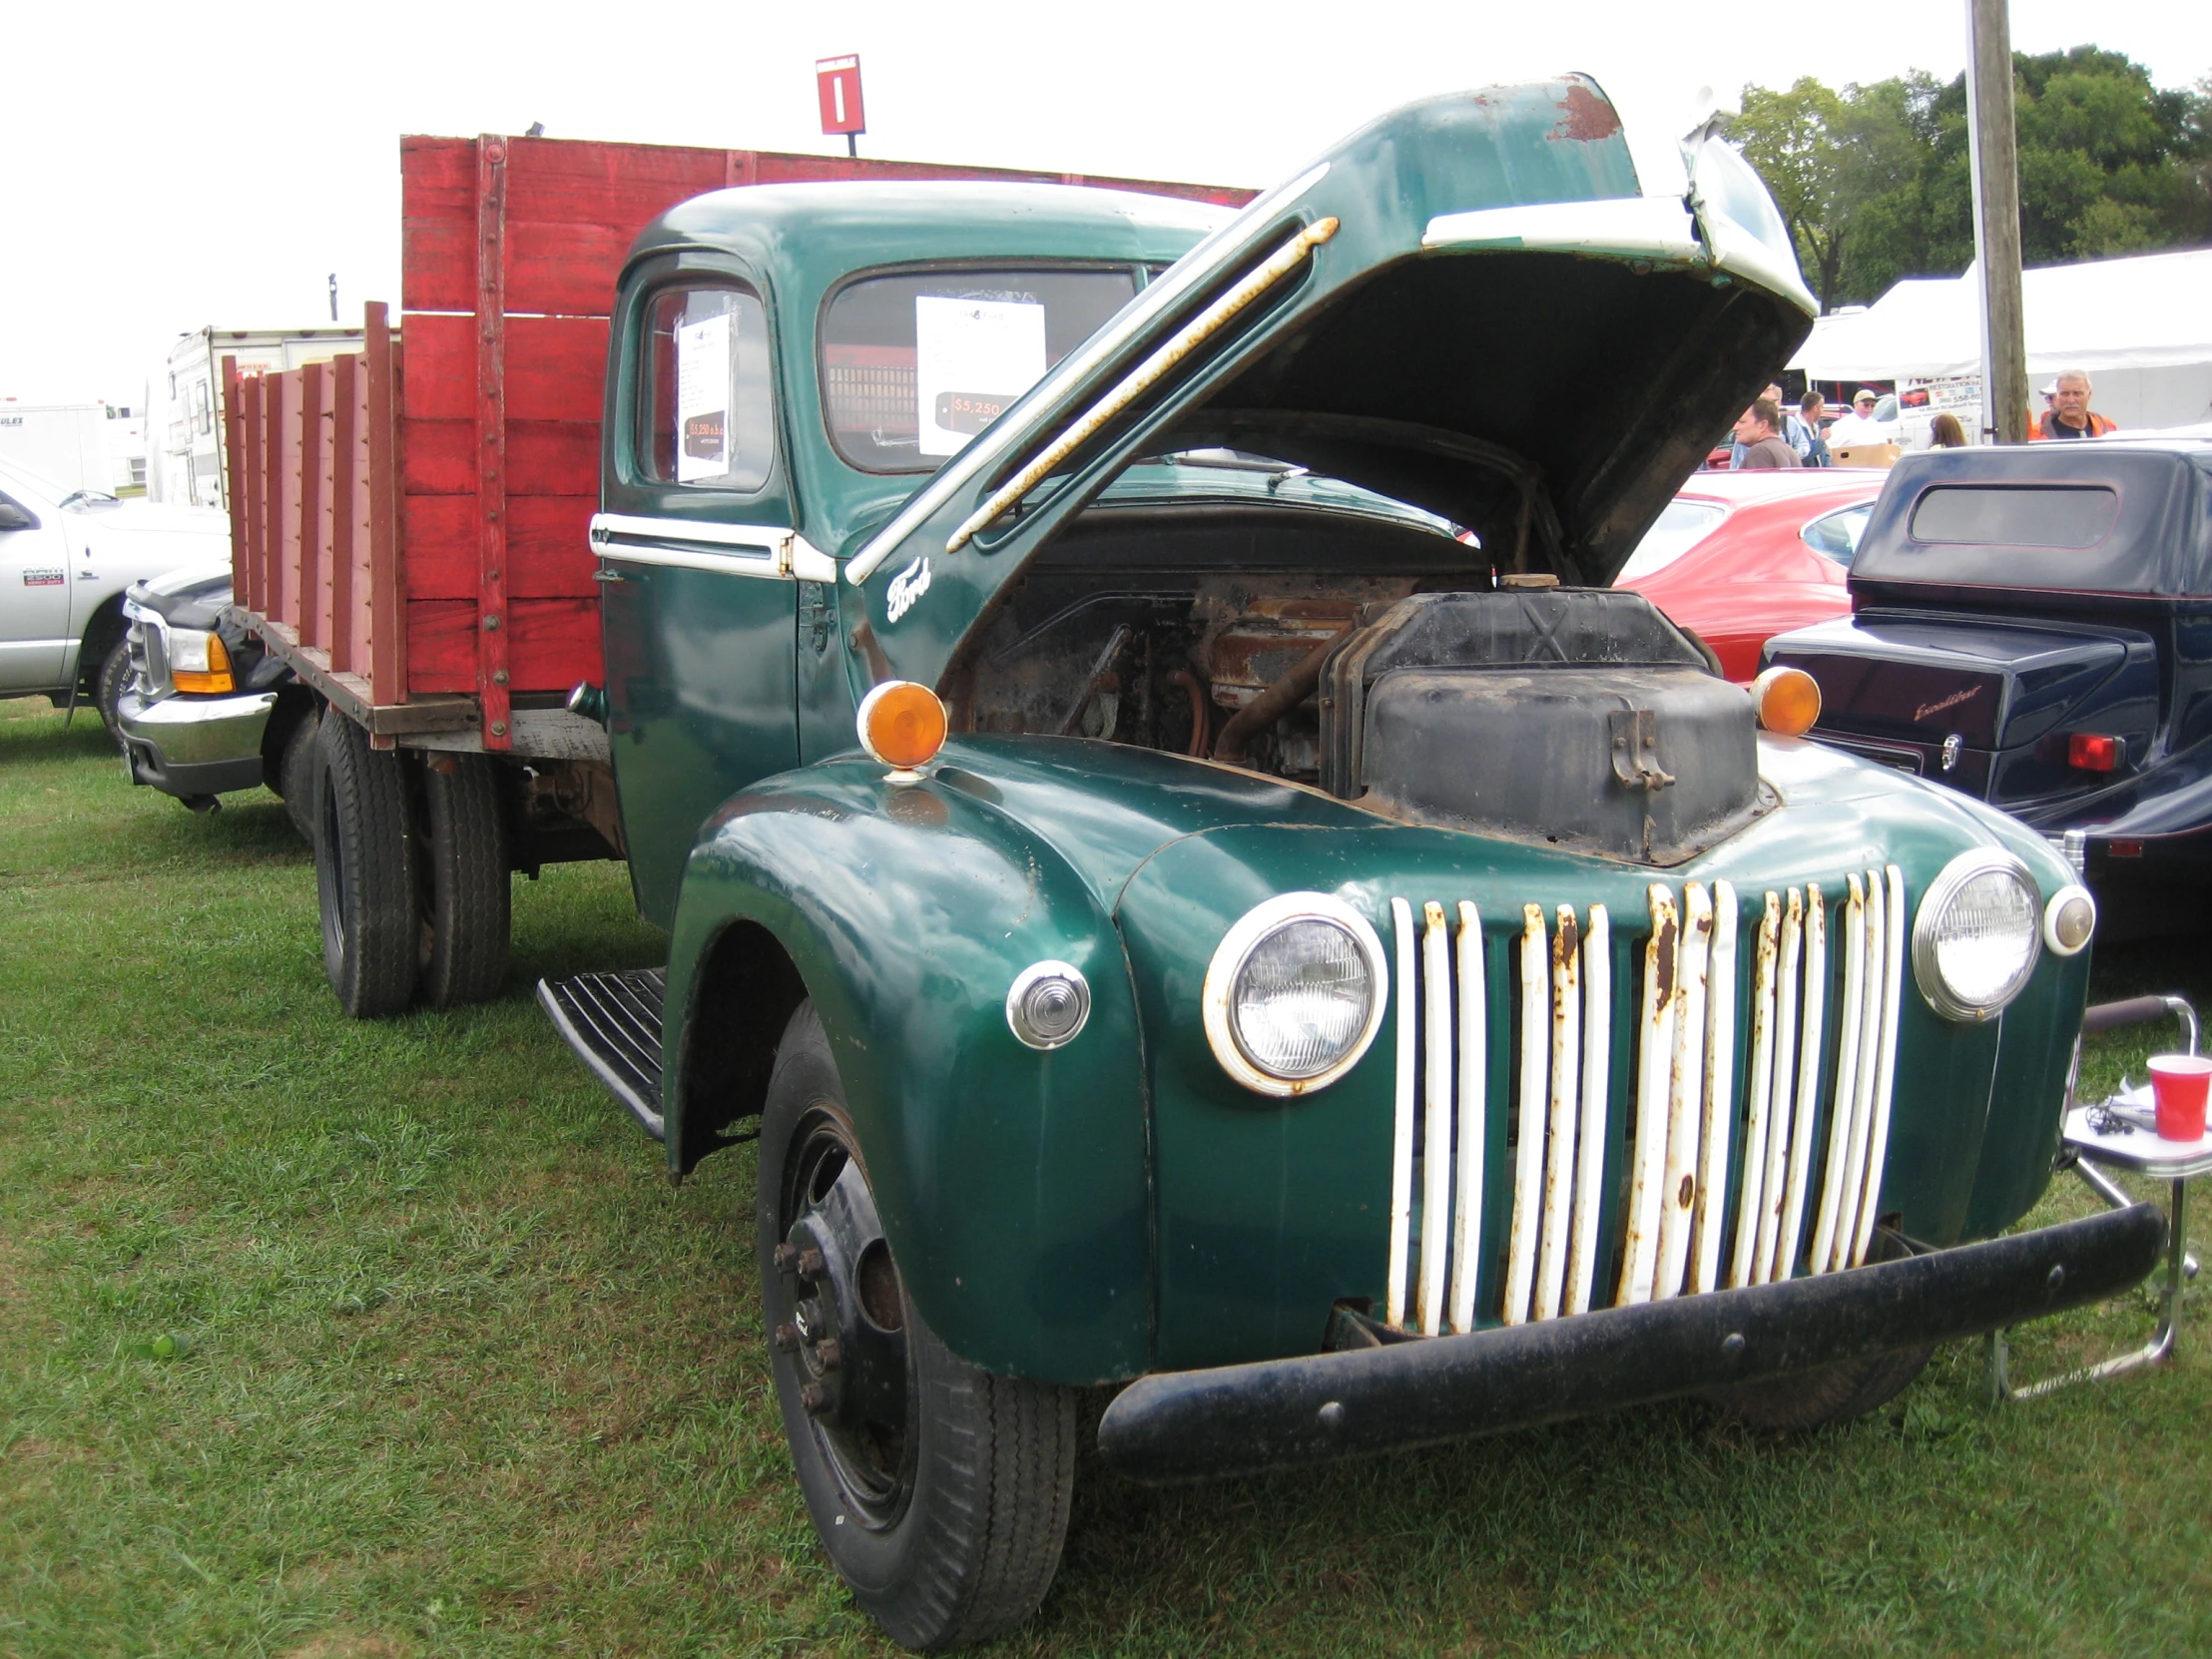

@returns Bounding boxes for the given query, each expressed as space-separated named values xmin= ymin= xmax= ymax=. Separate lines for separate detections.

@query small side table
xmin=1985 ymin=993 xmax=2202 ymax=1402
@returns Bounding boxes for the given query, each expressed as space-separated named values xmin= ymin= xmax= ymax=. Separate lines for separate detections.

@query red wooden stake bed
xmin=224 ymin=133 xmax=1251 ymax=754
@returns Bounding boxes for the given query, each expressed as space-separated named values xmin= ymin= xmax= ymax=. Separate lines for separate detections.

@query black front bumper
xmin=1098 ymin=1205 xmax=2164 ymax=1482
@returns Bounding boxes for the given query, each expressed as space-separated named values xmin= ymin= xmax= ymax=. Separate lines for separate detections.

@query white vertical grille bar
xmin=1829 ymin=869 xmax=1888 ymax=1272
xmin=1564 ymin=904 xmax=1611 ymax=1317
xmin=1533 ymin=904 xmax=1582 ymax=1322
xmin=1502 ymin=905 xmax=1549 ymax=1325
xmin=1774 ymin=883 xmax=1827 ymax=1282
xmin=1386 ymin=896 xmax=1415 ymax=1329
xmin=1728 ymin=892 xmax=1783 ymax=1289
xmin=1619 ymin=884 xmax=1679 ymax=1306
xmin=1690 ymin=881 xmax=1739 ymax=1296
xmin=1447 ymin=901 xmax=1486 ymax=1333
xmin=1654 ymin=882 xmax=1713 ymax=1301
xmin=1809 ymin=874 xmax=1868 ymax=1277
xmin=1851 ymin=865 xmax=1909 ymax=1268
xmin=1417 ymin=901 xmax=1453 ymax=1336
xmin=1754 ymin=888 xmax=1805 ymax=1286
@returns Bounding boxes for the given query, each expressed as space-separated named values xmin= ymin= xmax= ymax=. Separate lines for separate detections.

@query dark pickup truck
xmin=1765 ymin=438 xmax=2212 ymax=933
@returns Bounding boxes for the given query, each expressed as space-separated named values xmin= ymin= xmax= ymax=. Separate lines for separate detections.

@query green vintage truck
xmin=534 ymin=83 xmax=2158 ymax=1649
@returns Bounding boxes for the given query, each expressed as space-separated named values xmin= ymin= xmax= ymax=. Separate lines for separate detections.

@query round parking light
xmin=1752 ymin=665 xmax=1822 ymax=737
xmin=856 ymin=680 xmax=948 ymax=781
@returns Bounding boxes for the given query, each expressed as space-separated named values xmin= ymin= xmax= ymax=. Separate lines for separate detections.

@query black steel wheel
xmin=758 ymin=1002 xmax=1077 ymax=1651
xmin=418 ymin=754 xmax=511 ymax=1008
xmin=313 ymin=714 xmax=420 ymax=1018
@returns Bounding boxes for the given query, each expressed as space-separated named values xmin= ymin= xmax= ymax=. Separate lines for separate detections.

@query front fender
xmin=662 ymin=756 xmax=1152 ymax=1384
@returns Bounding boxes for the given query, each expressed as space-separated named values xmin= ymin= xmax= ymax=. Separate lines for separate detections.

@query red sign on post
xmin=817 ymin=55 xmax=865 ymax=137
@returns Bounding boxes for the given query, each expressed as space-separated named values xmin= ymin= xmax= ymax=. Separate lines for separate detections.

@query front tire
xmin=94 ymin=638 xmax=132 ymax=742
xmin=758 ymin=1002 xmax=1077 ymax=1651
xmin=1702 ymin=1344 xmax=1933 ymax=1431
xmin=313 ymin=714 xmax=419 ymax=1018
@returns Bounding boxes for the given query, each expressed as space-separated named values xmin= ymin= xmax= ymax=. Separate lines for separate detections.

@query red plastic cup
xmin=2148 ymin=1054 xmax=2212 ymax=1142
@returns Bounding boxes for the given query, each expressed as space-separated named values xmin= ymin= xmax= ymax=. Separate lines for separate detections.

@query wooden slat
xmin=365 ymin=301 xmax=403 ymax=703
xmin=402 ymin=493 xmax=594 ymax=602
xmin=401 ymin=137 xmax=476 ymax=312
xmin=236 ymin=368 xmax=265 ymax=614
xmin=407 ymin=595 xmax=599 ymax=694
xmin=324 ymin=353 xmax=357 ymax=671
xmin=476 ymin=135 xmax=512 ymax=750
xmin=402 ymin=418 xmax=597 ymax=496
xmin=263 ymin=372 xmax=287 ymax=628
xmin=221 ymin=356 xmax=249 ymax=595
xmin=401 ymin=313 xmax=606 ymax=422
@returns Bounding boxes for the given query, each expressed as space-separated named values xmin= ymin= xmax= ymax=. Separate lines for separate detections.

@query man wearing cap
xmin=1827 ymin=388 xmax=1891 ymax=446
xmin=2033 ymin=369 xmax=2117 ymax=440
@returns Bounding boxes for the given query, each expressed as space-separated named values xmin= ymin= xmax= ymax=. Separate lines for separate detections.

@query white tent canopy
xmin=1791 ymin=248 xmax=2212 ymax=380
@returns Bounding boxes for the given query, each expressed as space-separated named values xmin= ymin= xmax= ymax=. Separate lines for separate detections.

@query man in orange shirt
xmin=2032 ymin=370 xmax=2117 ymax=439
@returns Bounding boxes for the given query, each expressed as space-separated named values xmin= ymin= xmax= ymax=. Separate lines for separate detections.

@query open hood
xmin=846 ymin=80 xmax=1817 ymax=691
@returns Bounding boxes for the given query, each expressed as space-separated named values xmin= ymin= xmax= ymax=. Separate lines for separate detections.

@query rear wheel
xmin=277 ymin=705 xmax=322 ymax=844
xmin=418 ymin=754 xmax=510 ymax=1008
xmin=758 ymin=1002 xmax=1078 ymax=1650
xmin=313 ymin=714 xmax=419 ymax=1018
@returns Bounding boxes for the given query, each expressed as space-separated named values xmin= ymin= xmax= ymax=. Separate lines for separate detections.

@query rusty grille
xmin=1383 ymin=870 xmax=1908 ymax=1335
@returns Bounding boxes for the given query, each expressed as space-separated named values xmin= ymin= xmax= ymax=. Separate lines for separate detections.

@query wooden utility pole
xmin=1965 ymin=0 xmax=2029 ymax=443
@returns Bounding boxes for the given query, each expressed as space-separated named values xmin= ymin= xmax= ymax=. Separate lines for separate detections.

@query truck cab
xmin=536 ymin=84 xmax=2160 ymax=1651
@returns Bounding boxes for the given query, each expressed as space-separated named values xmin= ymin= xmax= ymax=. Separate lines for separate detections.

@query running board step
xmin=538 ymin=969 xmax=667 ymax=1142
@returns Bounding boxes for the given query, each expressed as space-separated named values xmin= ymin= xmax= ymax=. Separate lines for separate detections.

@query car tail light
xmin=2067 ymin=734 xmax=2120 ymax=773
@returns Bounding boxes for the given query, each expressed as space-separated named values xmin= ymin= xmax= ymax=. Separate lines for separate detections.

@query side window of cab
xmin=631 ymin=283 xmax=775 ymax=492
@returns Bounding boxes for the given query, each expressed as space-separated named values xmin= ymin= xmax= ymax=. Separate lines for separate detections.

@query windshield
xmin=1615 ymin=499 xmax=1726 ymax=582
xmin=821 ymin=266 xmax=1141 ymax=473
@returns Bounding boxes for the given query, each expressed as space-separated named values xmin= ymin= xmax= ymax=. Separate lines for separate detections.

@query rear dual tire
xmin=312 ymin=716 xmax=510 ymax=1017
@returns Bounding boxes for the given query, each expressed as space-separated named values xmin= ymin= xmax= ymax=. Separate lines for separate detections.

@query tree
xmin=1732 ymin=48 xmax=2212 ymax=312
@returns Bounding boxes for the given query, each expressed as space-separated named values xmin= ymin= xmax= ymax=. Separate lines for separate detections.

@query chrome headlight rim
xmin=1912 ymin=847 xmax=2042 ymax=1022
xmin=2042 ymin=882 xmax=2097 ymax=957
xmin=1005 ymin=959 xmax=1091 ymax=1050
xmin=1202 ymin=890 xmax=1388 ymax=1097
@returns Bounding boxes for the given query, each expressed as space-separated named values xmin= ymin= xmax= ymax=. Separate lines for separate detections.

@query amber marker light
xmin=171 ymin=632 xmax=236 ymax=695
xmin=856 ymin=680 xmax=947 ymax=783
xmin=1752 ymin=665 xmax=1821 ymax=737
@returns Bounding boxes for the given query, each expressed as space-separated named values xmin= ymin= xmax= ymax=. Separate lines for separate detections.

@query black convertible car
xmin=1765 ymin=437 xmax=2212 ymax=935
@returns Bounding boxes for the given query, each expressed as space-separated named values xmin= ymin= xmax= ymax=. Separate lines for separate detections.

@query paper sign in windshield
xmin=913 ymin=295 xmax=1045 ymax=458
xmin=676 ymin=310 xmax=733 ymax=482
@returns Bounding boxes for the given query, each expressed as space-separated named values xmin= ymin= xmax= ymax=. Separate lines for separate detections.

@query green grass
xmin=4 ymin=694 xmax=2210 ymax=1658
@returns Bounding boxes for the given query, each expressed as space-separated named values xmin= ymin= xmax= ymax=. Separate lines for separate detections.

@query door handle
xmin=593 ymin=568 xmax=627 ymax=584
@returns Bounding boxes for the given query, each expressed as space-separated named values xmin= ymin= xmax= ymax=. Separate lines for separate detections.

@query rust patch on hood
xmin=1550 ymin=85 xmax=1623 ymax=143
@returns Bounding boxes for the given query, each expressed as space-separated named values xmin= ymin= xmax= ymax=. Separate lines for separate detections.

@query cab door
xmin=0 ymin=481 xmax=73 ymax=692
xmin=596 ymin=261 xmax=809 ymax=930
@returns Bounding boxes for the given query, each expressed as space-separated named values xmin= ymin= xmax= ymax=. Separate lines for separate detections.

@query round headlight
xmin=1912 ymin=849 xmax=2042 ymax=1021
xmin=2043 ymin=883 xmax=2096 ymax=956
xmin=1203 ymin=892 xmax=1387 ymax=1096
xmin=1006 ymin=960 xmax=1090 ymax=1050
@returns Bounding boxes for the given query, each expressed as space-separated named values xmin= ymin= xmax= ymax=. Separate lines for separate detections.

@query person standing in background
xmin=2033 ymin=370 xmax=2117 ymax=439
xmin=1930 ymin=412 xmax=1970 ymax=448
xmin=1732 ymin=399 xmax=1803 ymax=470
xmin=1732 ymin=380 xmax=1811 ymax=468
xmin=1827 ymin=388 xmax=1891 ymax=446
xmin=1800 ymin=391 xmax=1833 ymax=466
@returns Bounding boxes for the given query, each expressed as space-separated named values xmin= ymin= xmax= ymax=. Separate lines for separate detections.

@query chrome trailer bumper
xmin=1097 ymin=1204 xmax=2165 ymax=1482
xmin=117 ymin=688 xmax=275 ymax=801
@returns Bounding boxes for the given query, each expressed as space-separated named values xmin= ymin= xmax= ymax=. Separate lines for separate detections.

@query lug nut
xmin=772 ymin=1243 xmax=800 ymax=1273
xmin=815 ymin=1339 xmax=842 ymax=1371
xmin=800 ymin=1382 xmax=830 ymax=1415
xmin=772 ymin=1323 xmax=801 ymax=1354
xmin=798 ymin=1248 xmax=828 ymax=1282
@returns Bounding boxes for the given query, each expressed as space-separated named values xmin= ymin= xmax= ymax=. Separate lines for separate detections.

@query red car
xmin=1615 ymin=470 xmax=1886 ymax=682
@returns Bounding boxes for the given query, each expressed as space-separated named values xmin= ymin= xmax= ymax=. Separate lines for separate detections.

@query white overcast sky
xmin=3 ymin=1 xmax=2206 ymax=403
